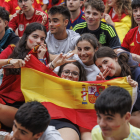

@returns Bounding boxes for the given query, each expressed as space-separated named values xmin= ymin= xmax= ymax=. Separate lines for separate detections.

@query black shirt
xmin=0 ymin=31 xmax=19 ymax=53
xmin=73 ymin=21 xmax=121 ymax=49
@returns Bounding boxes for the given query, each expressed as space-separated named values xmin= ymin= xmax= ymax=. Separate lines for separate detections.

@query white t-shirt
xmin=39 ymin=126 xmax=63 ymax=140
xmin=46 ymin=30 xmax=80 ymax=54
xmin=54 ymin=54 xmax=100 ymax=81
xmin=10 ymin=126 xmax=63 ymax=140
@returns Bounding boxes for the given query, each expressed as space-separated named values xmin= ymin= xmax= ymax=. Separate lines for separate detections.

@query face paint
xmin=61 ymin=74 xmax=65 ymax=78
xmin=133 ymin=14 xmax=136 ymax=17
xmin=111 ymin=125 xmax=120 ymax=130
xmin=73 ymin=77 xmax=79 ymax=81
xmin=55 ymin=24 xmax=61 ymax=27
xmin=110 ymin=63 xmax=113 ymax=66
xmin=29 ymin=39 xmax=33 ymax=44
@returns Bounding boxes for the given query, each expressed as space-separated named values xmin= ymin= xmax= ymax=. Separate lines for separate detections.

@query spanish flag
xmin=21 ymin=55 xmax=137 ymax=130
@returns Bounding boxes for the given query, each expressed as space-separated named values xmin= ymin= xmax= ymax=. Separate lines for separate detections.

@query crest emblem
xmin=88 ymin=86 xmax=105 ymax=104
xmin=99 ymin=32 xmax=106 ymax=44
xmin=19 ymin=24 xmax=24 ymax=31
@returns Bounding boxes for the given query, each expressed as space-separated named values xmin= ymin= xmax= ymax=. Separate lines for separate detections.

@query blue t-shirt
xmin=67 ymin=10 xmax=85 ymax=30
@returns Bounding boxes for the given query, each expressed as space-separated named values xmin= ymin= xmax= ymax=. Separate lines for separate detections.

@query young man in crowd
xmin=0 ymin=7 xmax=19 ymax=53
xmin=8 ymin=0 xmax=48 ymax=37
xmin=4 ymin=101 xmax=63 ymax=140
xmin=73 ymin=0 xmax=121 ymax=49
xmin=66 ymin=0 xmax=85 ymax=29
xmin=46 ymin=6 xmax=80 ymax=61
xmin=2 ymin=0 xmax=42 ymax=15
xmin=92 ymin=86 xmax=140 ymax=140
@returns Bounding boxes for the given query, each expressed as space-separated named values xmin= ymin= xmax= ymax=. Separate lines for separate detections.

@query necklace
xmin=136 ymin=29 xmax=140 ymax=44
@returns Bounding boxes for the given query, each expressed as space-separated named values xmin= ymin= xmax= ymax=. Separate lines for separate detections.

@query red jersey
xmin=9 ymin=9 xmax=49 ymax=37
xmin=2 ymin=0 xmax=42 ymax=15
xmin=0 ymin=44 xmax=49 ymax=104
xmin=47 ymin=0 xmax=65 ymax=11
xmin=121 ymin=26 xmax=140 ymax=55
xmin=0 ymin=0 xmax=4 ymax=6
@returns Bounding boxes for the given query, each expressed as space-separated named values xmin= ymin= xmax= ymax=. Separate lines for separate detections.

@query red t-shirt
xmin=0 ymin=44 xmax=49 ymax=104
xmin=121 ymin=26 xmax=140 ymax=55
xmin=47 ymin=0 xmax=64 ymax=11
xmin=2 ymin=0 xmax=42 ymax=15
xmin=8 ymin=9 xmax=49 ymax=37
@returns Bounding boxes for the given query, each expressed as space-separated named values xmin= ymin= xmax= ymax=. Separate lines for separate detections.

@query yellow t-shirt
xmin=91 ymin=124 xmax=140 ymax=140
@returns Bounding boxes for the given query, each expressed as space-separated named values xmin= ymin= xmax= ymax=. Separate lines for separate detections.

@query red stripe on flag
xmin=42 ymin=102 xmax=97 ymax=130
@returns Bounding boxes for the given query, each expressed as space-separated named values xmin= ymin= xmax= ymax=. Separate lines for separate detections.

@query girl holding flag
xmin=0 ymin=22 xmax=75 ymax=129
xmin=93 ymin=47 xmax=140 ymax=128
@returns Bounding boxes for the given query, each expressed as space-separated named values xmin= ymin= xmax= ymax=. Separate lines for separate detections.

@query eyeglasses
xmin=62 ymin=70 xmax=79 ymax=77
xmin=18 ymin=0 xmax=28 ymax=3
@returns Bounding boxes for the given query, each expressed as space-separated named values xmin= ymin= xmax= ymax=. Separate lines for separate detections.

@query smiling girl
xmin=93 ymin=47 xmax=140 ymax=128
xmin=71 ymin=33 xmax=100 ymax=81
xmin=0 ymin=22 xmax=74 ymax=129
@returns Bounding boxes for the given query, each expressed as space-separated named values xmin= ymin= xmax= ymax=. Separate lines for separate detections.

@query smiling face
xmin=107 ymin=0 xmax=116 ymax=8
xmin=77 ymin=40 xmax=95 ymax=66
xmin=61 ymin=63 xmax=80 ymax=81
xmin=133 ymin=7 xmax=140 ymax=25
xmin=97 ymin=112 xmax=130 ymax=138
xmin=95 ymin=57 xmax=121 ymax=77
xmin=48 ymin=13 xmax=68 ymax=35
xmin=12 ymin=120 xmax=42 ymax=140
xmin=26 ymin=30 xmax=46 ymax=50
xmin=84 ymin=6 xmax=102 ymax=27
xmin=67 ymin=0 xmax=81 ymax=12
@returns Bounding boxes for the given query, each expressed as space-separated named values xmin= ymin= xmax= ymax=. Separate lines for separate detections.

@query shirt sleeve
xmin=121 ymin=31 xmax=130 ymax=51
xmin=0 ymin=45 xmax=14 ymax=59
xmin=8 ymin=12 xmax=18 ymax=32
xmin=107 ymin=25 xmax=121 ymax=49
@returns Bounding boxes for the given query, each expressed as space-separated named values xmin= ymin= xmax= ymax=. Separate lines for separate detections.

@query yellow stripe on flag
xmin=21 ymin=67 xmax=137 ymax=110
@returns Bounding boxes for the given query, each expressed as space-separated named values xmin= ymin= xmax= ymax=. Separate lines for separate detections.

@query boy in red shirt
xmin=8 ymin=0 xmax=48 ymax=37
xmin=2 ymin=0 xmax=42 ymax=15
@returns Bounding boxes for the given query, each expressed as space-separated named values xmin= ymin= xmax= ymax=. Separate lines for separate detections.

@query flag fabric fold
xmin=21 ymin=55 xmax=137 ymax=130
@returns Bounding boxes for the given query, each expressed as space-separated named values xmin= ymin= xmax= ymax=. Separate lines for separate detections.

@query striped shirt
xmin=73 ymin=21 xmax=121 ymax=49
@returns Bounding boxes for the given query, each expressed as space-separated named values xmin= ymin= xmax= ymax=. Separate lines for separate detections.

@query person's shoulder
xmin=6 ymin=31 xmax=19 ymax=44
xmin=10 ymin=10 xmax=23 ymax=20
xmin=91 ymin=125 xmax=103 ymax=140
xmin=129 ymin=124 xmax=140 ymax=139
xmin=40 ymin=126 xmax=63 ymax=140
xmin=100 ymin=21 xmax=117 ymax=37
xmin=73 ymin=21 xmax=87 ymax=31
xmin=35 ymin=9 xmax=47 ymax=16
xmin=67 ymin=29 xmax=80 ymax=37
xmin=128 ymin=26 xmax=138 ymax=33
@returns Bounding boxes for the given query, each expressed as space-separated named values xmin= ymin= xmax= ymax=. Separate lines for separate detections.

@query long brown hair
xmin=105 ymin=0 xmax=132 ymax=20
xmin=93 ymin=47 xmax=132 ymax=77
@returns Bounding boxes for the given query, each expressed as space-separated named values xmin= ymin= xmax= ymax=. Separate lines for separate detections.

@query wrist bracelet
xmin=39 ymin=59 xmax=46 ymax=65
xmin=46 ymin=64 xmax=53 ymax=71
xmin=7 ymin=58 xmax=12 ymax=64
xmin=51 ymin=62 xmax=55 ymax=69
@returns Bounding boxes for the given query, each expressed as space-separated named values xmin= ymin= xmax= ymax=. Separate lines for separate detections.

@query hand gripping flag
xmin=21 ymin=55 xmax=137 ymax=130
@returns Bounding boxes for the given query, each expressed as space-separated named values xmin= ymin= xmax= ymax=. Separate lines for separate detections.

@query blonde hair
xmin=105 ymin=0 xmax=132 ymax=19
